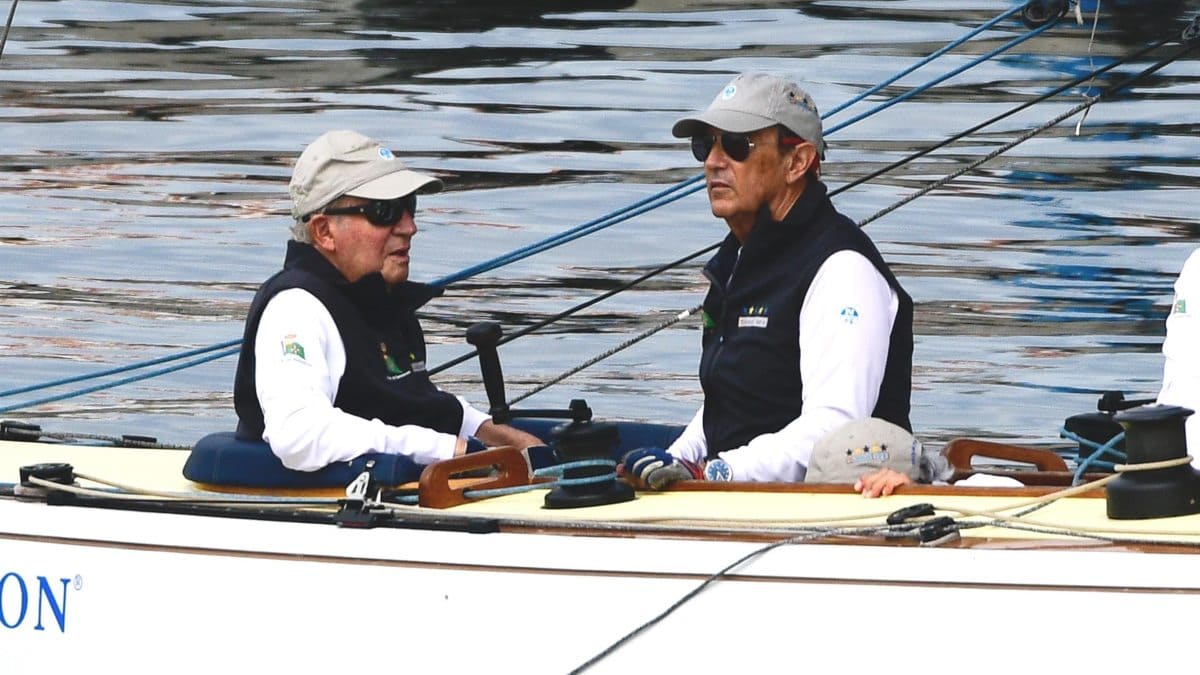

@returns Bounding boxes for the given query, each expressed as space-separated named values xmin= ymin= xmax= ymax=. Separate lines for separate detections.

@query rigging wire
xmin=0 ymin=0 xmax=17 ymax=61
xmin=1 ymin=5 xmax=1115 ymax=411
xmin=482 ymin=27 xmax=1200 ymax=405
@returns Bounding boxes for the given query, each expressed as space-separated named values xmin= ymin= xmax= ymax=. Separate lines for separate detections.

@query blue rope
xmin=462 ymin=459 xmax=619 ymax=500
xmin=5 ymin=8 xmax=1052 ymax=411
xmin=825 ymin=17 xmax=1062 ymax=136
xmin=823 ymin=2 xmax=1029 ymax=117
xmin=0 ymin=339 xmax=242 ymax=400
xmin=0 ymin=346 xmax=239 ymax=414
xmin=1060 ymin=427 xmax=1126 ymax=486
xmin=430 ymin=176 xmax=706 ymax=287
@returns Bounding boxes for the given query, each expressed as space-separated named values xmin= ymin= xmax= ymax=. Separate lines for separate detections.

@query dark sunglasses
xmin=690 ymin=131 xmax=805 ymax=163
xmin=320 ymin=193 xmax=417 ymax=227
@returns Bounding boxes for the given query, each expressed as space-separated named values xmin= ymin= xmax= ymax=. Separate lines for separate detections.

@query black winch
xmin=1105 ymin=404 xmax=1200 ymax=520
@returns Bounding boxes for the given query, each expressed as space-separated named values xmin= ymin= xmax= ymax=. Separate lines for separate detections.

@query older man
xmin=233 ymin=129 xmax=540 ymax=471
xmin=625 ymin=72 xmax=913 ymax=488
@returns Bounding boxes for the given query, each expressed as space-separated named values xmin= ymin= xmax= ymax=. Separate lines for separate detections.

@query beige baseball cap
xmin=289 ymin=129 xmax=444 ymax=220
xmin=806 ymin=418 xmax=949 ymax=484
xmin=671 ymin=72 xmax=826 ymax=159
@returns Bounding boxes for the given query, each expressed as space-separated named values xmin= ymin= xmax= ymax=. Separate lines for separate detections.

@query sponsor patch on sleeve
xmin=280 ymin=335 xmax=307 ymax=362
xmin=839 ymin=306 xmax=860 ymax=324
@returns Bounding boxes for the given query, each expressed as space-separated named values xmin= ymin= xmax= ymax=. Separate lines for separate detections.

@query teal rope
xmin=1060 ymin=427 xmax=1126 ymax=485
xmin=380 ymin=459 xmax=619 ymax=505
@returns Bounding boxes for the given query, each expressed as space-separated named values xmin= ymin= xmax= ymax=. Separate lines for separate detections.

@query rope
xmin=0 ymin=345 xmax=238 ymax=414
xmin=827 ymin=31 xmax=1176 ymax=199
xmin=0 ymin=0 xmax=17 ymax=61
xmin=1060 ymin=427 xmax=1126 ymax=484
xmin=427 ymin=243 xmax=720 ymax=376
xmin=856 ymin=35 xmax=1200 ymax=229
xmin=506 ymin=304 xmax=702 ymax=406
xmin=823 ymin=1 xmax=1031 ymax=117
xmin=0 ymin=339 xmax=242 ymax=400
xmin=824 ymin=15 xmax=1064 ymax=136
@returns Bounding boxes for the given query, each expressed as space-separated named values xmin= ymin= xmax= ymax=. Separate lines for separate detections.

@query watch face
xmin=705 ymin=458 xmax=733 ymax=481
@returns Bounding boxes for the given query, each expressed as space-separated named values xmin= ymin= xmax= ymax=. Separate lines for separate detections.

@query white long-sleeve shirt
xmin=1157 ymin=247 xmax=1200 ymax=464
xmin=667 ymin=250 xmax=900 ymax=482
xmin=253 ymin=288 xmax=490 ymax=471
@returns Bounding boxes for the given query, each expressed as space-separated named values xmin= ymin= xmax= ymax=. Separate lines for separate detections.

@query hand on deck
xmin=854 ymin=467 xmax=913 ymax=498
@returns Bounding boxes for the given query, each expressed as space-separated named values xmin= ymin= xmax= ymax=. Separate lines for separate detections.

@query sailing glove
xmin=620 ymin=447 xmax=702 ymax=490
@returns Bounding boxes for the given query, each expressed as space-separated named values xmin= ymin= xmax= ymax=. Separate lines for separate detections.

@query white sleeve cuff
xmin=457 ymin=396 xmax=491 ymax=438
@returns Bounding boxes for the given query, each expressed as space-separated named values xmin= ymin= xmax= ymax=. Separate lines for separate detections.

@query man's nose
xmin=391 ymin=210 xmax=417 ymax=236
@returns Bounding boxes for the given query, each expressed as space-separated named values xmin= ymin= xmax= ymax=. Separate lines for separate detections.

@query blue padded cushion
xmin=183 ymin=432 xmax=423 ymax=488
xmin=184 ymin=420 xmax=686 ymax=489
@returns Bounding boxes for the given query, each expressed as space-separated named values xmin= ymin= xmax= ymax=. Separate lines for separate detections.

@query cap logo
xmin=377 ymin=147 xmax=395 ymax=160
xmin=786 ymin=89 xmax=818 ymax=114
xmin=721 ymin=84 xmax=737 ymax=100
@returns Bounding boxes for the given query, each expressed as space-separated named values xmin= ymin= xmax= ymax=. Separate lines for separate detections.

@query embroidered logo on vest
xmin=737 ymin=304 xmax=768 ymax=328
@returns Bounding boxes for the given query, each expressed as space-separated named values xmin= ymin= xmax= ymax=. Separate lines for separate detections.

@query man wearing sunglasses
xmin=624 ymin=72 xmax=913 ymax=490
xmin=233 ymin=129 xmax=541 ymax=472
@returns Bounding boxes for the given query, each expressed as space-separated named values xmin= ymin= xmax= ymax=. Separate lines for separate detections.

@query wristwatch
xmin=704 ymin=457 xmax=733 ymax=482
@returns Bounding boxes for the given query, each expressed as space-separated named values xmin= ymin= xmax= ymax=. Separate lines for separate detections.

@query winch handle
xmin=466 ymin=321 xmax=509 ymax=420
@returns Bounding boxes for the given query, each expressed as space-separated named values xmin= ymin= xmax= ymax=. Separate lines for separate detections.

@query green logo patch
xmin=281 ymin=339 xmax=306 ymax=360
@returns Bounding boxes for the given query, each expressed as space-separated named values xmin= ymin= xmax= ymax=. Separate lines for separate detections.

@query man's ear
xmin=309 ymin=214 xmax=336 ymax=253
xmin=786 ymin=143 xmax=819 ymax=183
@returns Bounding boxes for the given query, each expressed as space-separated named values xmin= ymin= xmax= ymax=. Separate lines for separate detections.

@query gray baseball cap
xmin=806 ymin=418 xmax=949 ymax=484
xmin=289 ymin=129 xmax=443 ymax=220
xmin=671 ymin=72 xmax=826 ymax=159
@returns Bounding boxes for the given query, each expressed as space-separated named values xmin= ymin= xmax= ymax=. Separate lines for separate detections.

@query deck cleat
xmin=335 ymin=462 xmax=394 ymax=528
xmin=15 ymin=462 xmax=76 ymax=500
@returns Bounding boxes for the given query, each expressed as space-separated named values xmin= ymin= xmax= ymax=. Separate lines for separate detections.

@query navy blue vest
xmin=699 ymin=180 xmax=913 ymax=457
xmin=233 ymin=241 xmax=464 ymax=441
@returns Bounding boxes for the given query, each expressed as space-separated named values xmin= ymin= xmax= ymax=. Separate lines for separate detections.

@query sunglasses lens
xmin=365 ymin=194 xmax=417 ymax=227
xmin=690 ymin=133 xmax=752 ymax=162
xmin=722 ymin=133 xmax=751 ymax=161
xmin=690 ymin=135 xmax=713 ymax=162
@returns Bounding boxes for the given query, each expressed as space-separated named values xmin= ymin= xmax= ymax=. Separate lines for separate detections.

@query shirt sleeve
xmin=667 ymin=405 xmax=708 ymax=464
xmin=255 ymin=288 xmax=461 ymax=471
xmin=720 ymin=250 xmax=900 ymax=482
xmin=1157 ymin=248 xmax=1200 ymax=464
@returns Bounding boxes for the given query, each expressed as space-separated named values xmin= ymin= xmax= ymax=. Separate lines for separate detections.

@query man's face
xmin=700 ymin=126 xmax=789 ymax=226
xmin=323 ymin=196 xmax=418 ymax=286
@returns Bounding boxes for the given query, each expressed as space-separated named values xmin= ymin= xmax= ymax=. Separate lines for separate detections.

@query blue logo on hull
xmin=0 ymin=572 xmax=72 ymax=633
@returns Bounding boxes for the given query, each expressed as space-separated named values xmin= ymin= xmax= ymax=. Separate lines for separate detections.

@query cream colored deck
xmin=5 ymin=438 xmax=1200 ymax=546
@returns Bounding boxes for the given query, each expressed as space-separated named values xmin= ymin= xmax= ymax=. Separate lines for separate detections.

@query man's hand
xmin=854 ymin=467 xmax=912 ymax=498
xmin=621 ymin=447 xmax=702 ymax=490
xmin=474 ymin=420 xmax=543 ymax=450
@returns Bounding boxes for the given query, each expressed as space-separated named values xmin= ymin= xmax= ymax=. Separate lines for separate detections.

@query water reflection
xmin=0 ymin=0 xmax=1197 ymax=445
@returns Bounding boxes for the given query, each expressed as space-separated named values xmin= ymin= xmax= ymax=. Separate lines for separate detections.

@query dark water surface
xmin=2 ymin=0 xmax=1198 ymax=447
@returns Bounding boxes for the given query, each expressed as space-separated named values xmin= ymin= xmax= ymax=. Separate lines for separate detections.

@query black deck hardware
xmin=917 ymin=516 xmax=961 ymax=547
xmin=1 ymin=420 xmax=43 ymax=441
xmin=1107 ymin=404 xmax=1200 ymax=520
xmin=886 ymin=502 xmax=935 ymax=526
xmin=466 ymin=321 xmax=592 ymax=425
xmin=1021 ymin=0 xmax=1069 ymax=28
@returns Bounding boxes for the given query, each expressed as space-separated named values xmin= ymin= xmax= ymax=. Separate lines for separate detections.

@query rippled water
xmin=1 ymin=0 xmax=1198 ymax=448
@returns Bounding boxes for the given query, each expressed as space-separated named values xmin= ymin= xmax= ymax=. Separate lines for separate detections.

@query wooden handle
xmin=943 ymin=438 xmax=1069 ymax=472
xmin=418 ymin=445 xmax=536 ymax=509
